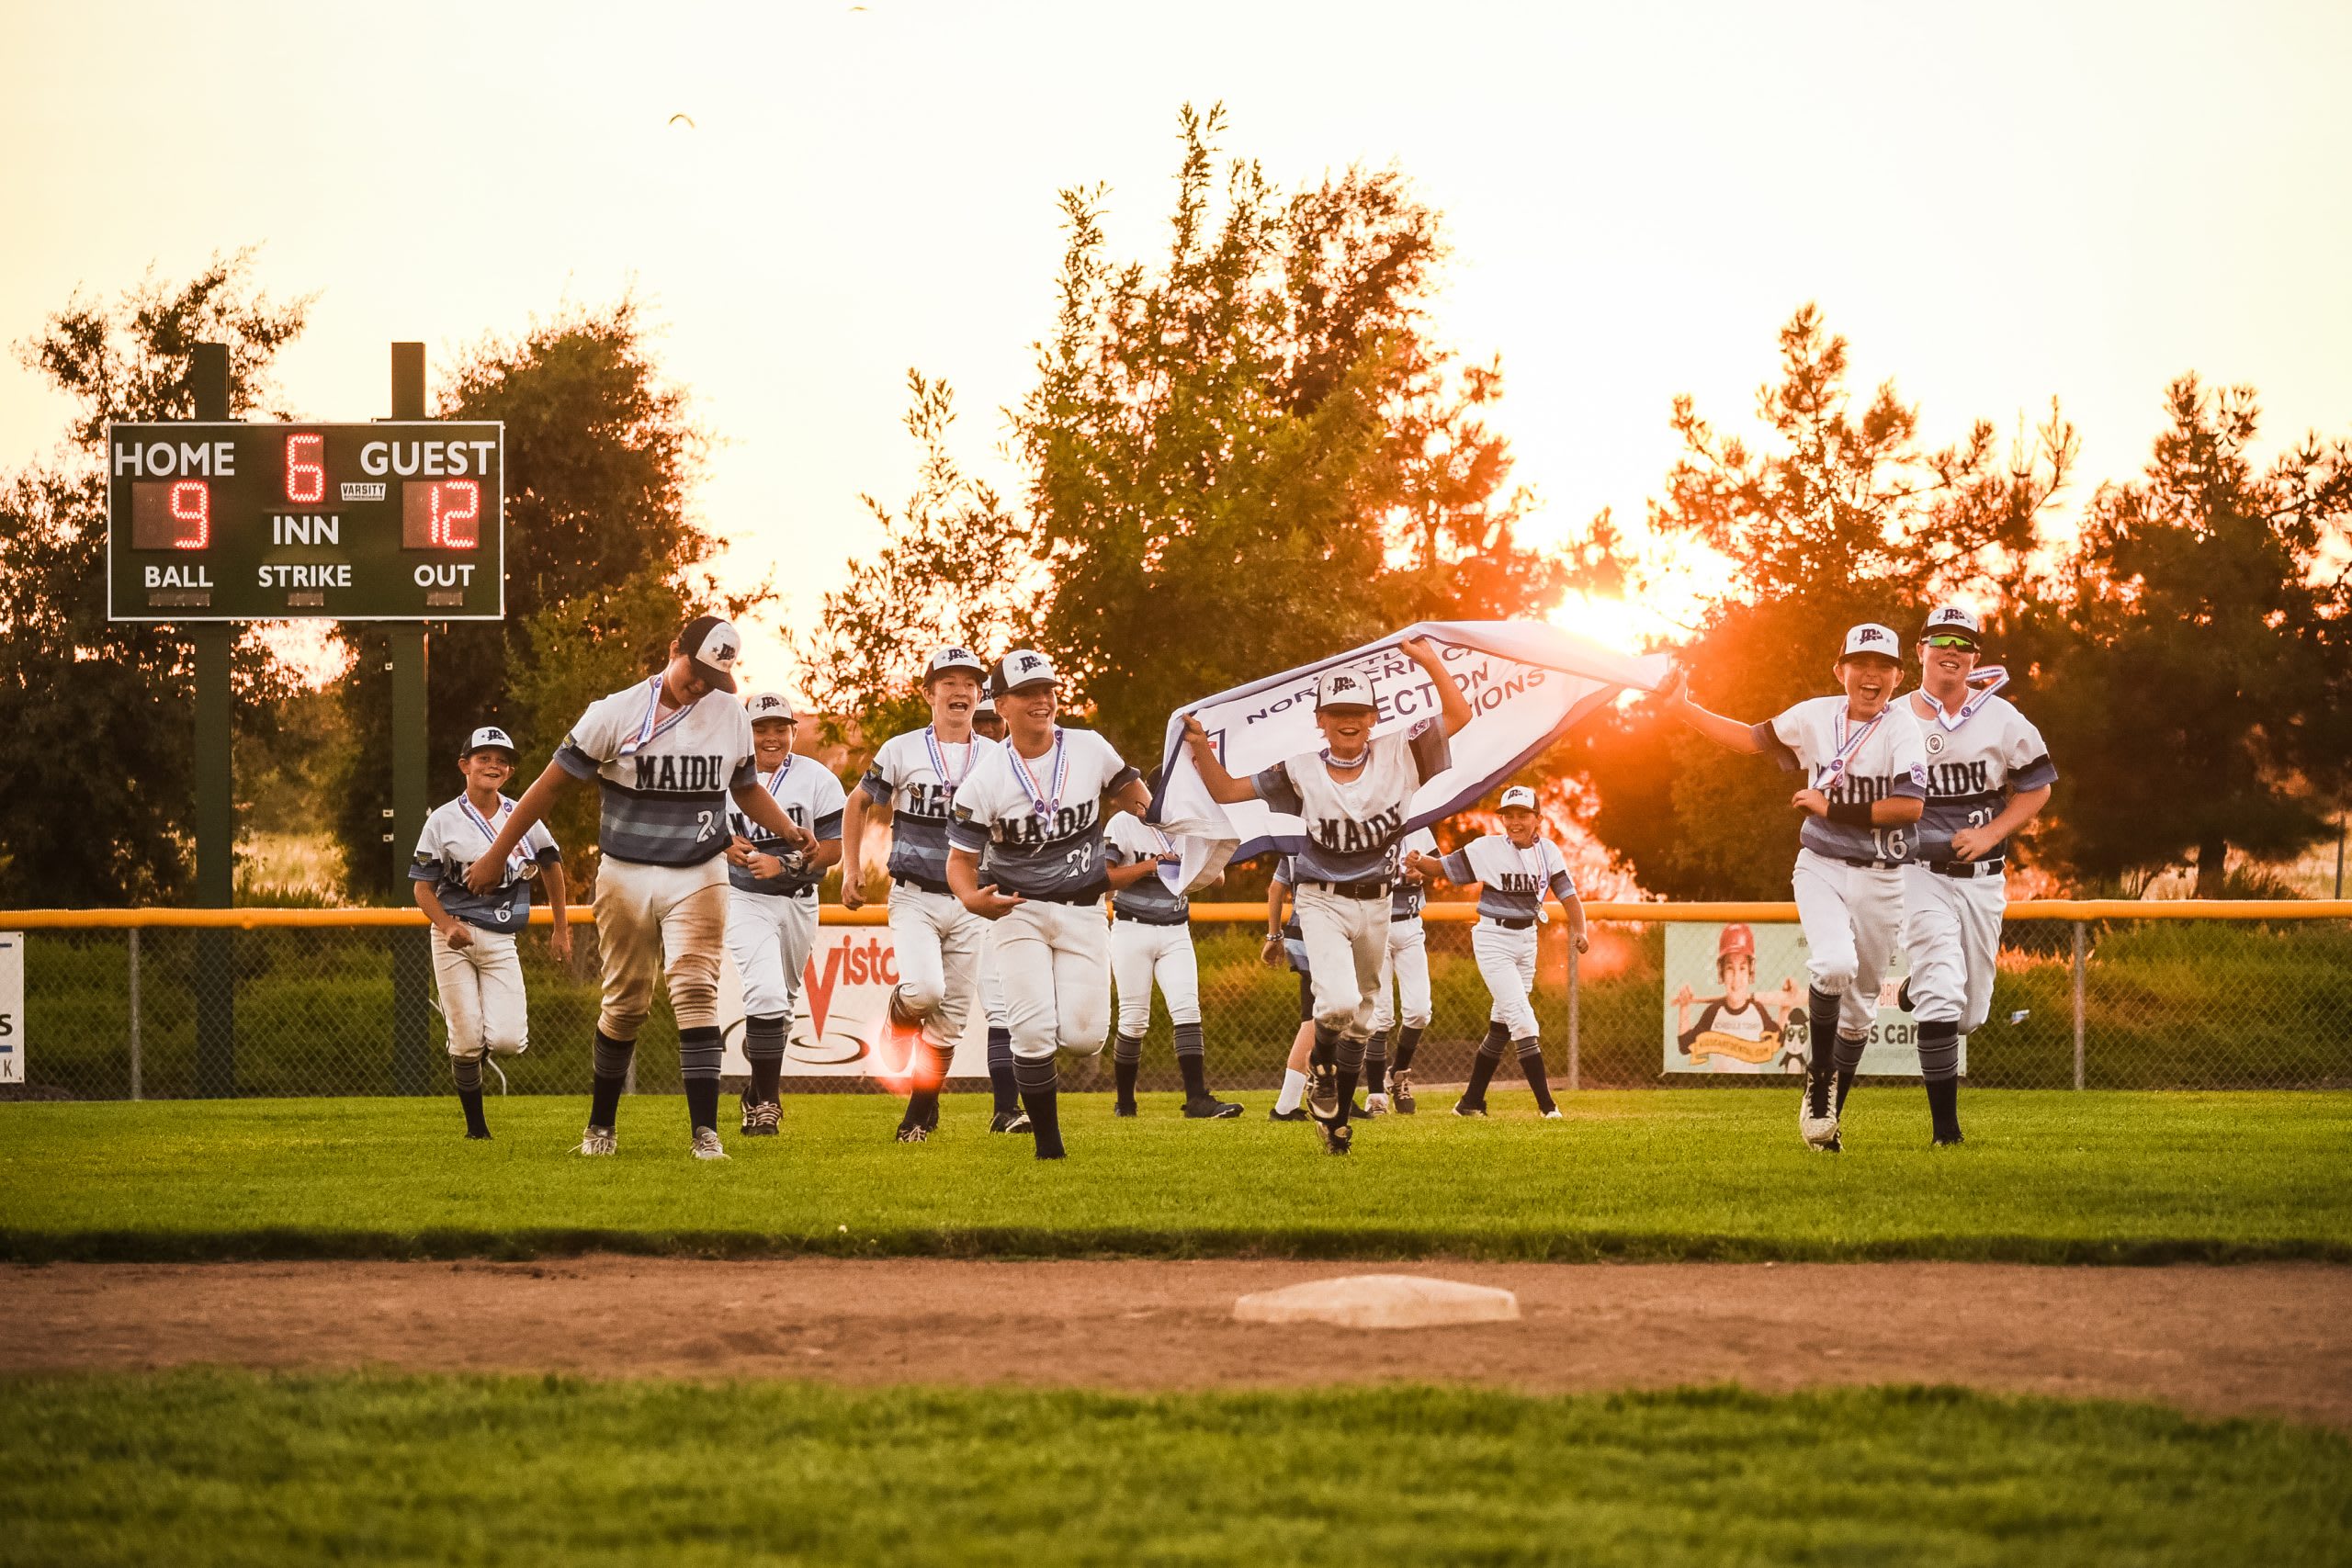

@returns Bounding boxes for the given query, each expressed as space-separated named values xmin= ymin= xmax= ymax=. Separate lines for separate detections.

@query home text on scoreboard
xmin=104 ymin=421 xmax=504 ymax=622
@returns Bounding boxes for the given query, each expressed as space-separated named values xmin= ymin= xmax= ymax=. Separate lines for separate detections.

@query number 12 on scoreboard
xmin=400 ymin=480 xmax=480 ymax=548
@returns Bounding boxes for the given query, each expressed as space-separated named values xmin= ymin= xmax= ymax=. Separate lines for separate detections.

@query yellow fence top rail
xmin=1 ymin=898 xmax=2346 ymax=930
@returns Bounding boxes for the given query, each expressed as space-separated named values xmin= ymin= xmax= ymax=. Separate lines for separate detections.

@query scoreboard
xmin=105 ymin=422 xmax=503 ymax=621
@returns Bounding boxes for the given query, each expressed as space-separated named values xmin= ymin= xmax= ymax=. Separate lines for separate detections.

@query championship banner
xmin=1662 ymin=920 xmax=1964 ymax=1077
xmin=1152 ymin=620 xmax=1672 ymax=882
xmin=718 ymin=926 xmax=989 ymax=1082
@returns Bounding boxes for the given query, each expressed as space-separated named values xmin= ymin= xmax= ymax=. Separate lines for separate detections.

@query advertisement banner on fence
xmin=718 ymin=926 xmax=989 ymax=1081
xmin=1662 ymin=921 xmax=1962 ymax=1077
xmin=0 ymin=932 xmax=20 ymax=1085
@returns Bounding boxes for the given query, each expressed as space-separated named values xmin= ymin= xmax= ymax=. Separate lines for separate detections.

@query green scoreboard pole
xmin=191 ymin=344 xmax=236 ymax=1097
xmin=390 ymin=343 xmax=431 ymax=1096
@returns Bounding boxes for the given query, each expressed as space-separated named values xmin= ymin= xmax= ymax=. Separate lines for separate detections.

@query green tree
xmin=326 ymin=296 xmax=718 ymax=897
xmin=2029 ymin=376 xmax=2351 ymax=894
xmin=0 ymin=252 xmax=306 ymax=905
xmin=1564 ymin=306 xmax=2075 ymax=897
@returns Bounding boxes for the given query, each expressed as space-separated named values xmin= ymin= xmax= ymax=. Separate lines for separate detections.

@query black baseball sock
xmin=588 ymin=1031 xmax=633 ymax=1129
xmin=1925 ymin=1077 xmax=1962 ymax=1144
xmin=1332 ymin=1035 xmax=1365 ymax=1128
xmin=453 ymin=1056 xmax=489 ymax=1137
xmin=1917 ymin=1020 xmax=1963 ymax=1142
xmin=1836 ymin=1065 xmax=1857 ymax=1114
xmin=1464 ymin=1024 xmax=1507 ymax=1105
xmin=684 ymin=1079 xmax=721 ymax=1132
xmin=1832 ymin=1032 xmax=1870 ymax=1114
xmin=1364 ymin=1040 xmax=1388 ymax=1096
xmin=1015 ymin=1056 xmax=1063 ymax=1159
xmin=1515 ymin=1038 xmax=1555 ymax=1113
xmin=744 ymin=1014 xmax=786 ymax=1104
xmin=1805 ymin=988 xmax=1841 ymax=1119
xmin=1393 ymin=1024 xmax=1422 ymax=1072
xmin=679 ymin=1026 xmax=724 ymax=1134
xmin=987 ymin=1026 xmax=1018 ymax=1117
xmin=1113 ymin=1033 xmax=1142 ymax=1109
xmin=1174 ymin=1022 xmax=1208 ymax=1099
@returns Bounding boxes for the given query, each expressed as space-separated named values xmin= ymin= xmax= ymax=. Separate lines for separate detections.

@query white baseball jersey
xmin=1391 ymin=827 xmax=1438 ymax=920
xmin=1251 ymin=722 xmax=1450 ymax=883
xmin=1904 ymin=687 xmax=2057 ymax=863
xmin=1438 ymin=832 xmax=1576 ymax=922
xmin=860 ymin=728 xmax=1000 ymax=888
xmin=1751 ymin=696 xmax=1928 ymax=863
xmin=727 ymin=756 xmax=847 ymax=897
xmin=555 ymin=678 xmax=756 ymax=867
xmin=1104 ymin=812 xmax=1188 ymax=923
xmin=948 ymin=727 xmax=1140 ymax=899
xmin=410 ymin=795 xmax=560 ymax=931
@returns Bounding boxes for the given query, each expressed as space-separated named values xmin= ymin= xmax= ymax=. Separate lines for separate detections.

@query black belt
xmin=1014 ymin=880 xmax=1111 ymax=907
xmin=1303 ymin=878 xmax=1390 ymax=900
xmin=1833 ymin=856 xmax=1901 ymax=871
xmin=893 ymin=874 xmax=953 ymax=897
xmin=1391 ymin=912 xmax=1421 ymax=925
xmin=1928 ymin=858 xmax=2005 ymax=879
xmin=1483 ymin=915 xmax=1535 ymax=931
xmin=1114 ymin=910 xmax=1190 ymax=928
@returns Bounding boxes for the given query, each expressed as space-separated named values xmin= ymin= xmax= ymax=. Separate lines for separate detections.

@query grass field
xmin=7 ymin=1371 xmax=2348 ymax=1566
xmin=5 ymin=1090 xmax=2345 ymax=1264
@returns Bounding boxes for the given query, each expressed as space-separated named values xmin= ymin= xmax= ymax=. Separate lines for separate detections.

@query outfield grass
xmin=3 ymin=1091 xmax=2344 ymax=1263
xmin=6 ymin=1371 xmax=2347 ymax=1566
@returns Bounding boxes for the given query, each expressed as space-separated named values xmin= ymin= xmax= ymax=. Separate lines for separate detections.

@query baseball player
xmin=1405 ymin=785 xmax=1588 ymax=1118
xmin=946 ymin=649 xmax=1149 ymax=1160
xmin=969 ymin=694 xmax=1020 ymax=1124
xmin=1182 ymin=637 xmax=1471 ymax=1155
xmin=467 ymin=615 xmax=808 ymax=1159
xmin=839 ymin=647 xmax=1006 ymax=1143
xmin=411 ymin=725 xmax=571 ymax=1141
xmin=1104 ymin=805 xmax=1242 ymax=1119
xmin=1365 ymin=826 xmax=1437 ymax=1114
xmin=1263 ymin=854 xmax=1319 ymax=1122
xmin=1887 ymin=604 xmax=2056 ymax=1145
xmin=1666 ymin=622 xmax=1928 ymax=1153
xmin=723 ymin=691 xmax=845 ymax=1137
xmin=972 ymin=695 xmax=1006 ymax=745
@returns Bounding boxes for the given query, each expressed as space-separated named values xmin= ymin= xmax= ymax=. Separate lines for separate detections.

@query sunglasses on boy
xmin=1922 ymin=634 xmax=1979 ymax=650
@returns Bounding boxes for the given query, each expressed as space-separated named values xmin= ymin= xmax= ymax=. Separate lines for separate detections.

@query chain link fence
xmin=6 ymin=905 xmax=2349 ymax=1100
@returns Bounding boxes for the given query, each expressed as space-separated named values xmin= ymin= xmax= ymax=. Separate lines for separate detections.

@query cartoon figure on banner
xmin=1672 ymin=924 xmax=1808 ymax=1073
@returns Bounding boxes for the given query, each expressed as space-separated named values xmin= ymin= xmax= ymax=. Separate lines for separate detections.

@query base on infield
xmin=1232 ymin=1274 xmax=1521 ymax=1330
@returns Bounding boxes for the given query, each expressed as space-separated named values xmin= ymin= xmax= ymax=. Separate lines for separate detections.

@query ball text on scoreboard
xmin=104 ymin=422 xmax=505 ymax=622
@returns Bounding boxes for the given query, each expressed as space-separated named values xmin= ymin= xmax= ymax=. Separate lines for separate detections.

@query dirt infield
xmin=8 ymin=1258 xmax=2346 ymax=1427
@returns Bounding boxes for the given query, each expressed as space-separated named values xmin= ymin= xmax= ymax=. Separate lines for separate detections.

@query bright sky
xmin=6 ymin=0 xmax=2349 ymax=689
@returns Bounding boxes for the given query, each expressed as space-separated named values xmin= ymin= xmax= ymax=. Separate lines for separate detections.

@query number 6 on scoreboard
xmin=285 ymin=434 xmax=325 ymax=504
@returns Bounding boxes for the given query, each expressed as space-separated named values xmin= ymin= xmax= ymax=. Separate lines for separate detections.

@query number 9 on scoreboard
xmin=401 ymin=479 xmax=480 ymax=549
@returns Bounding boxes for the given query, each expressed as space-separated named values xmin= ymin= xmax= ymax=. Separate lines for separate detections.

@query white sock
xmin=1275 ymin=1068 xmax=1307 ymax=1113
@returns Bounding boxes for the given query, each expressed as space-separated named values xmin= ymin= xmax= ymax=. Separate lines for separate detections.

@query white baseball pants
xmin=725 ymin=887 xmax=818 ymax=1026
xmin=1473 ymin=919 xmax=1541 ymax=1039
xmin=1294 ymin=885 xmax=1387 ymax=1043
xmin=1790 ymin=847 xmax=1905 ymax=1039
xmin=887 ymin=883 xmax=989 ymax=1052
xmin=593 ymin=857 xmax=729 ymax=1039
xmin=431 ymin=926 xmax=527 ymax=1060
xmin=1111 ymin=919 xmax=1200 ymax=1034
xmin=989 ymin=898 xmax=1111 ymax=1061
xmin=1902 ymin=864 xmax=2006 ymax=1032
xmin=1370 ymin=918 xmax=1431 ymax=1032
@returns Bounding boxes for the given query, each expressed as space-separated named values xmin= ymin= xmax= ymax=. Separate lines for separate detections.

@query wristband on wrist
xmin=1826 ymin=799 xmax=1872 ymax=827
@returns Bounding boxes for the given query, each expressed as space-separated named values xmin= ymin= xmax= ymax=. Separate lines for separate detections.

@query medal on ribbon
xmin=460 ymin=795 xmax=532 ymax=883
xmin=1819 ymin=710 xmax=1883 ymax=790
xmin=1516 ymin=839 xmax=1553 ymax=924
xmin=1011 ymin=728 xmax=1068 ymax=824
xmin=922 ymin=726 xmax=973 ymax=804
xmin=1927 ymin=667 xmax=2010 ymax=732
xmin=616 ymin=675 xmax=696 ymax=758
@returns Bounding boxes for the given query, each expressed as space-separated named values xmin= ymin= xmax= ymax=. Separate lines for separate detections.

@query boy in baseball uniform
xmin=411 ymin=725 xmax=571 ymax=1140
xmin=1262 ymin=854 xmax=1320 ymax=1122
xmin=840 ymin=647 xmax=1007 ymax=1142
xmin=1406 ymin=786 xmax=1588 ymax=1117
xmin=1890 ymin=604 xmax=2055 ymax=1145
xmin=723 ymin=690 xmax=845 ymax=1137
xmin=1365 ymin=826 xmax=1437 ymax=1114
xmin=1104 ymin=802 xmax=1241 ymax=1119
xmin=946 ymin=649 xmax=1150 ymax=1160
xmin=1182 ymin=637 xmax=1470 ymax=1155
xmin=467 ymin=615 xmax=808 ymax=1160
xmin=1667 ymin=623 xmax=1927 ymax=1153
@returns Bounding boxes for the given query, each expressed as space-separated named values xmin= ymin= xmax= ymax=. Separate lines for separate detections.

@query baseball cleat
xmin=1539 ymin=1108 xmax=1564 ymax=1121
xmin=1932 ymin=1132 xmax=1965 ymax=1148
xmin=1391 ymin=1071 xmax=1417 ymax=1115
xmin=1114 ymin=1101 xmax=1138 ymax=1118
xmin=1268 ymin=1104 xmax=1310 ymax=1122
xmin=1317 ymin=1120 xmax=1353 ymax=1156
xmin=575 ymin=1125 xmax=617 ymax=1156
xmin=741 ymin=1100 xmax=780 ymax=1137
xmin=690 ymin=1128 xmax=728 ymax=1161
xmin=1182 ymin=1095 xmax=1244 ymax=1120
xmin=1363 ymin=1092 xmax=1390 ymax=1118
xmin=989 ymin=1110 xmax=1033 ymax=1134
xmin=1798 ymin=1081 xmax=1841 ymax=1152
xmin=1453 ymin=1100 xmax=1487 ymax=1118
xmin=1306 ymin=1063 xmax=1340 ymax=1122
xmin=464 ymin=1128 xmax=492 ymax=1141
xmin=895 ymin=1124 xmax=929 ymax=1144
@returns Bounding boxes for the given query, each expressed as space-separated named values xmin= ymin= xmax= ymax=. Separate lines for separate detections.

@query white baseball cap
xmin=1920 ymin=604 xmax=1983 ymax=643
xmin=993 ymin=649 xmax=1058 ymax=696
xmin=677 ymin=615 xmax=741 ymax=693
xmin=462 ymin=725 xmax=516 ymax=756
xmin=1314 ymin=669 xmax=1377 ymax=712
xmin=975 ymin=695 xmax=998 ymax=716
xmin=1837 ymin=623 xmax=1901 ymax=661
xmin=1498 ymin=784 xmax=1538 ymax=811
xmin=745 ymin=691 xmax=797 ymax=723
xmin=926 ymin=645 xmax=988 ymax=682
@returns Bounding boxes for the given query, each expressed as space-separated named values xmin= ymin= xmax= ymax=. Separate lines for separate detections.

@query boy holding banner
xmin=1181 ymin=637 xmax=1470 ymax=1156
